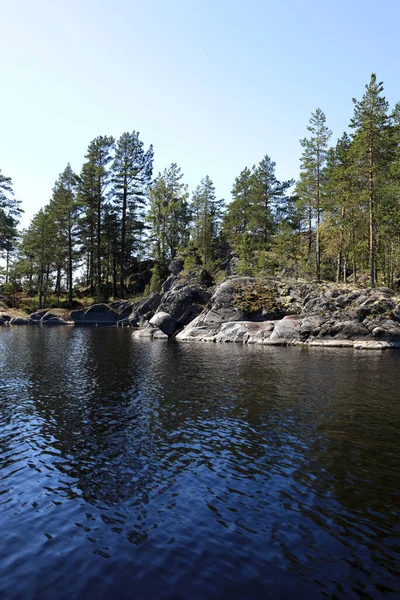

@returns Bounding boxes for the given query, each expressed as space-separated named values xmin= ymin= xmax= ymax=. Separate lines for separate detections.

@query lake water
xmin=0 ymin=327 xmax=399 ymax=599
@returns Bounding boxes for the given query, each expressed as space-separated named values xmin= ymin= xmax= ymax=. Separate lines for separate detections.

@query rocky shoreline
xmin=132 ymin=276 xmax=400 ymax=350
xmin=2 ymin=274 xmax=400 ymax=350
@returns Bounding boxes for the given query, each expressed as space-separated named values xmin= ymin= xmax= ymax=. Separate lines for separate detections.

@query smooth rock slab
xmin=132 ymin=326 xmax=168 ymax=339
xmin=354 ymin=340 xmax=392 ymax=350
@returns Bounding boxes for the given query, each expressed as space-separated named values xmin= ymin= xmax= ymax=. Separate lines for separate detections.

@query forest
xmin=1 ymin=74 xmax=400 ymax=309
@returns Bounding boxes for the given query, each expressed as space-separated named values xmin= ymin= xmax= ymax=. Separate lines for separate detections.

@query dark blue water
xmin=0 ymin=327 xmax=399 ymax=599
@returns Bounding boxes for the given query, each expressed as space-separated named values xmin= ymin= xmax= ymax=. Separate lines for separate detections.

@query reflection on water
xmin=0 ymin=327 xmax=399 ymax=599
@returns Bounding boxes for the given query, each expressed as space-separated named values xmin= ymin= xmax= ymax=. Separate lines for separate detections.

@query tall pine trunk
xmin=68 ymin=211 xmax=73 ymax=307
xmin=119 ymin=178 xmax=127 ymax=297
xmin=315 ymin=153 xmax=321 ymax=279
xmin=97 ymin=185 xmax=102 ymax=295
xmin=369 ymin=150 xmax=375 ymax=288
xmin=336 ymin=203 xmax=346 ymax=283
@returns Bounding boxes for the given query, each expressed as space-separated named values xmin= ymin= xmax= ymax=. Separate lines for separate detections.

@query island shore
xmin=3 ymin=275 xmax=400 ymax=350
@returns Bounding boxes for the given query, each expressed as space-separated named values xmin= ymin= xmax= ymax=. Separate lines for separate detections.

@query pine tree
xmin=349 ymin=74 xmax=396 ymax=288
xmin=147 ymin=163 xmax=190 ymax=264
xmin=191 ymin=176 xmax=224 ymax=271
xmin=324 ymin=133 xmax=355 ymax=282
xmin=223 ymin=167 xmax=253 ymax=248
xmin=0 ymin=169 xmax=23 ymax=283
xmin=111 ymin=132 xmax=153 ymax=296
xmin=249 ymin=155 xmax=294 ymax=246
xmin=50 ymin=164 xmax=79 ymax=305
xmin=79 ymin=136 xmax=114 ymax=295
xmin=19 ymin=208 xmax=54 ymax=308
xmin=296 ymin=109 xmax=332 ymax=279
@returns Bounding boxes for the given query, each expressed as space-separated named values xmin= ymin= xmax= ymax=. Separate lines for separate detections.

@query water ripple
xmin=0 ymin=328 xmax=399 ymax=599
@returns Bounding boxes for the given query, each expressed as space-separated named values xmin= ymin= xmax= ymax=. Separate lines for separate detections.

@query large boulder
xmin=215 ymin=321 xmax=276 ymax=344
xmin=161 ymin=275 xmax=178 ymax=293
xmin=193 ymin=278 xmax=252 ymax=328
xmin=157 ymin=285 xmax=211 ymax=327
xmin=317 ymin=319 xmax=369 ymax=339
xmin=269 ymin=316 xmax=303 ymax=342
xmin=132 ymin=325 xmax=168 ymax=339
xmin=114 ymin=302 xmax=134 ymax=323
xmin=149 ymin=311 xmax=177 ymax=337
xmin=70 ymin=303 xmax=118 ymax=325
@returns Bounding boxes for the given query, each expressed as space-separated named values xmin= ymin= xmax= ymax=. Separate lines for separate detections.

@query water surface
xmin=0 ymin=327 xmax=399 ymax=599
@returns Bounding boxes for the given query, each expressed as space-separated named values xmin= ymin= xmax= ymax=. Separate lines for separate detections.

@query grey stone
xmin=41 ymin=312 xmax=72 ymax=326
xmin=29 ymin=310 xmax=48 ymax=322
xmin=158 ymin=285 xmax=211 ymax=326
xmin=10 ymin=317 xmax=33 ymax=325
xmin=149 ymin=311 xmax=177 ymax=337
xmin=129 ymin=293 xmax=162 ymax=325
xmin=71 ymin=303 xmax=118 ymax=325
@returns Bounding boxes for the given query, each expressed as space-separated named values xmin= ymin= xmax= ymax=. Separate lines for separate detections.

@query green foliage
xmin=149 ymin=263 xmax=163 ymax=293
xmin=349 ymin=74 xmax=397 ymax=287
xmin=147 ymin=163 xmax=190 ymax=264
xmin=223 ymin=167 xmax=253 ymax=247
xmin=191 ymin=175 xmax=224 ymax=270
xmin=296 ymin=108 xmax=332 ymax=279
xmin=112 ymin=131 xmax=153 ymax=295
xmin=255 ymin=250 xmax=279 ymax=275
xmin=10 ymin=73 xmax=400 ymax=295
xmin=236 ymin=233 xmax=254 ymax=275
xmin=181 ymin=252 xmax=202 ymax=284
xmin=249 ymin=155 xmax=294 ymax=245
xmin=0 ymin=169 xmax=23 ymax=282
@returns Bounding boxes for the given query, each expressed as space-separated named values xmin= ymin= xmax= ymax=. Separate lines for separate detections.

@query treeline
xmin=2 ymin=73 xmax=400 ymax=307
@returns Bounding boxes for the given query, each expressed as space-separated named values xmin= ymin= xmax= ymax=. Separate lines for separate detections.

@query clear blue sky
xmin=2 ymin=0 xmax=400 ymax=228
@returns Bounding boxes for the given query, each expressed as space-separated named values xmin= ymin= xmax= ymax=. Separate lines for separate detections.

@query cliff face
xmin=134 ymin=276 xmax=400 ymax=349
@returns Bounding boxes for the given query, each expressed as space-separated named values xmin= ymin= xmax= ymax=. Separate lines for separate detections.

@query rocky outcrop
xmin=131 ymin=284 xmax=211 ymax=338
xmin=28 ymin=309 xmax=74 ymax=326
xmin=157 ymin=285 xmax=211 ymax=327
xmin=0 ymin=300 xmax=31 ymax=325
xmin=127 ymin=293 xmax=162 ymax=326
xmin=71 ymin=303 xmax=120 ymax=325
xmin=153 ymin=277 xmax=400 ymax=349
xmin=41 ymin=311 xmax=73 ymax=326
